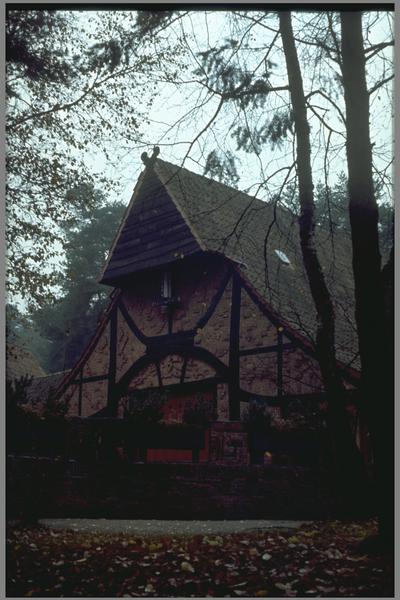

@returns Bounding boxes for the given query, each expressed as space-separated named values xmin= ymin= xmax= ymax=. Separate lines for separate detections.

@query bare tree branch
xmin=305 ymin=89 xmax=346 ymax=125
xmin=368 ymin=73 xmax=394 ymax=95
xmin=365 ymin=40 xmax=394 ymax=60
xmin=306 ymin=101 xmax=345 ymax=136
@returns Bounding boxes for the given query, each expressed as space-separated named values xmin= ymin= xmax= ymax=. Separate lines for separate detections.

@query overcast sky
xmin=7 ymin=8 xmax=394 ymax=311
xmin=76 ymin=9 xmax=393 ymax=207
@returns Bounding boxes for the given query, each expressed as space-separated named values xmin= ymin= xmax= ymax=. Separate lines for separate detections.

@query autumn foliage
xmin=7 ymin=519 xmax=393 ymax=597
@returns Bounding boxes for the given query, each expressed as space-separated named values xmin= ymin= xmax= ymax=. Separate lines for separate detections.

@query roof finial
xmin=141 ymin=146 xmax=160 ymax=169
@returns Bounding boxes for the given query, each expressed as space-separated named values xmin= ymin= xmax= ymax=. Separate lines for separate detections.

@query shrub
xmin=242 ymin=401 xmax=272 ymax=432
xmin=125 ymin=389 xmax=165 ymax=426
xmin=183 ymin=394 xmax=217 ymax=427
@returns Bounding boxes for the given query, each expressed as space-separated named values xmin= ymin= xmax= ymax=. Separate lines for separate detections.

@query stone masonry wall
xmin=7 ymin=457 xmax=341 ymax=520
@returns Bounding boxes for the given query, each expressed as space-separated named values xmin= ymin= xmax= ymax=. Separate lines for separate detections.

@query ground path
xmin=39 ymin=518 xmax=308 ymax=536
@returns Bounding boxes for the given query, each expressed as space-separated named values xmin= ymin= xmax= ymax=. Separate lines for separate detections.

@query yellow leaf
xmin=149 ymin=542 xmax=162 ymax=551
xmin=181 ymin=561 xmax=195 ymax=573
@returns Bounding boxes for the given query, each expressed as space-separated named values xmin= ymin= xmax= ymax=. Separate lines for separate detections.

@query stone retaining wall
xmin=7 ymin=457 xmax=368 ymax=521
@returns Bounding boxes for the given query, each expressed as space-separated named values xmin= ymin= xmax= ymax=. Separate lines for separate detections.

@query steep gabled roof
xmin=100 ymin=166 xmax=202 ymax=285
xmin=157 ymin=160 xmax=358 ymax=369
xmin=101 ymin=158 xmax=358 ymax=369
xmin=26 ymin=371 xmax=71 ymax=407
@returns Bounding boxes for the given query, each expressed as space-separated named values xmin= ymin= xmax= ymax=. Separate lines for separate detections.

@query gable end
xmin=100 ymin=168 xmax=202 ymax=286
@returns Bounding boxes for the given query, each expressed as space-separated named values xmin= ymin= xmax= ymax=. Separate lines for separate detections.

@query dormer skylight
xmin=274 ymin=249 xmax=291 ymax=265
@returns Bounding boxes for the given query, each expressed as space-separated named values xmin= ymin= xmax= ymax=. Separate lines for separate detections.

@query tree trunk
xmin=340 ymin=11 xmax=394 ymax=547
xmin=279 ymin=11 xmax=366 ymax=509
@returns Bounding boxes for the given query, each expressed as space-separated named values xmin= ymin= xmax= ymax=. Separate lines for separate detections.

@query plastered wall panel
xmin=128 ymin=362 xmax=159 ymax=390
xmin=83 ymin=323 xmax=110 ymax=378
xmin=172 ymin=258 xmax=230 ymax=333
xmin=64 ymin=384 xmax=79 ymax=417
xmin=240 ymin=353 xmax=278 ymax=396
xmin=158 ymin=354 xmax=185 ymax=386
xmin=283 ymin=348 xmax=324 ymax=395
xmin=81 ymin=379 xmax=108 ymax=417
xmin=240 ymin=288 xmax=277 ymax=350
xmin=122 ymin=278 xmax=169 ymax=338
xmin=195 ymin=279 xmax=232 ymax=363
xmin=115 ymin=306 xmax=146 ymax=382
xmin=183 ymin=357 xmax=216 ymax=383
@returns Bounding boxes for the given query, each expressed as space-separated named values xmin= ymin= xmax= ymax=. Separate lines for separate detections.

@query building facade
xmin=55 ymin=154 xmax=360 ymax=464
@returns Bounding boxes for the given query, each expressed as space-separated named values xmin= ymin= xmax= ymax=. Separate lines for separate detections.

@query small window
xmin=161 ymin=271 xmax=172 ymax=299
xmin=274 ymin=249 xmax=290 ymax=265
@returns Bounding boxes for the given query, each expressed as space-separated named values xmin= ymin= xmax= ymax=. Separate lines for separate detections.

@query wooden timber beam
xmin=78 ymin=369 xmax=83 ymax=417
xmin=228 ymin=271 xmax=242 ymax=421
xmin=116 ymin=346 xmax=230 ymax=398
xmin=118 ymin=298 xmax=148 ymax=344
xmin=196 ymin=267 xmax=232 ymax=330
xmin=277 ymin=326 xmax=284 ymax=410
xmin=107 ymin=307 xmax=118 ymax=416
xmin=72 ymin=374 xmax=109 ymax=385
xmin=155 ymin=361 xmax=163 ymax=388
xmin=117 ymin=266 xmax=232 ymax=351
xmin=239 ymin=342 xmax=294 ymax=357
xmin=180 ymin=355 xmax=188 ymax=384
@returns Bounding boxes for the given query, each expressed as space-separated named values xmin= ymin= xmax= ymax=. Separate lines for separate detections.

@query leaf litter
xmin=6 ymin=519 xmax=393 ymax=597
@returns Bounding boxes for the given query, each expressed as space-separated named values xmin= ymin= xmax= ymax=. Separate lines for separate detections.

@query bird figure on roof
xmin=141 ymin=146 xmax=160 ymax=168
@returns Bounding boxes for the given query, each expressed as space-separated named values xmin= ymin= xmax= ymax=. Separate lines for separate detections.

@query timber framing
xmin=55 ymin=156 xmax=361 ymax=424
xmin=116 ymin=266 xmax=233 ymax=353
xmin=55 ymin=290 xmax=121 ymax=399
xmin=107 ymin=307 xmax=118 ymax=416
xmin=180 ymin=355 xmax=189 ymax=384
xmin=196 ymin=267 xmax=233 ymax=330
xmin=127 ymin=377 xmax=221 ymax=398
xmin=239 ymin=342 xmax=294 ymax=357
xmin=115 ymin=346 xmax=231 ymax=399
xmin=56 ymin=256 xmax=358 ymax=415
xmin=234 ymin=264 xmax=360 ymax=385
xmin=117 ymin=298 xmax=148 ymax=344
xmin=228 ymin=271 xmax=241 ymax=420
xmin=72 ymin=374 xmax=109 ymax=385
xmin=78 ymin=369 xmax=83 ymax=417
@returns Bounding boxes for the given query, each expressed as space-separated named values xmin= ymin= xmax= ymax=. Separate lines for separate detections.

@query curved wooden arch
xmin=115 ymin=346 xmax=229 ymax=398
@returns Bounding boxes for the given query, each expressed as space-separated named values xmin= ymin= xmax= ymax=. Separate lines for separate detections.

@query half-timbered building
xmin=54 ymin=153 xmax=360 ymax=465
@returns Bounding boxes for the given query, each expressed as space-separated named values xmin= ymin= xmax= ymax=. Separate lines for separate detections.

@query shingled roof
xmin=26 ymin=371 xmax=71 ymax=406
xmin=100 ymin=158 xmax=358 ymax=370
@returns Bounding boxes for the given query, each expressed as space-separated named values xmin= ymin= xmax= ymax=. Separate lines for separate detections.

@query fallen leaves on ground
xmin=6 ymin=519 xmax=393 ymax=597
